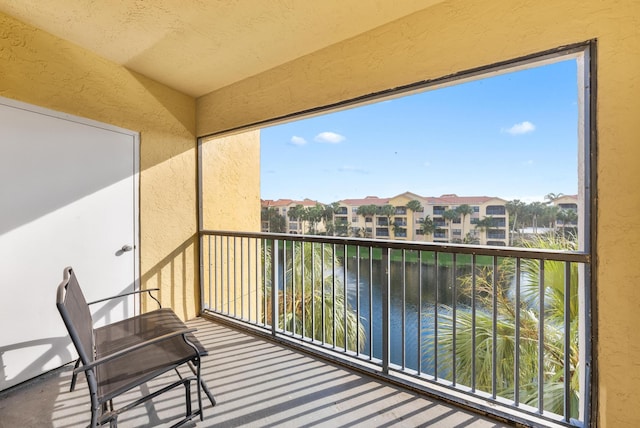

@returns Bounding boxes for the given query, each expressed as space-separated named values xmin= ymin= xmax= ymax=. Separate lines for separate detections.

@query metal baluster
xmin=471 ymin=254 xmax=477 ymax=392
xmin=271 ymin=240 xmax=279 ymax=335
xmin=564 ymin=261 xmax=571 ymax=421
xmin=283 ymin=241 xmax=287 ymax=333
xmin=311 ymin=242 xmax=316 ymax=341
xmin=452 ymin=253 xmax=457 ymax=386
xmin=226 ymin=236 xmax=230 ymax=315
xmin=215 ymin=235 xmax=219 ymax=312
xmin=301 ymin=242 xmax=306 ymax=339
xmin=208 ymin=235 xmax=212 ymax=310
xmin=356 ymin=246 xmax=361 ymax=357
xmin=492 ymin=256 xmax=498 ymax=399
xmin=332 ymin=243 xmax=337 ymax=348
xmin=382 ymin=247 xmax=390 ymax=375
xmin=233 ymin=236 xmax=237 ymax=317
xmin=434 ymin=251 xmax=439 ymax=380
xmin=240 ymin=238 xmax=248 ymax=319
xmin=401 ymin=249 xmax=406 ymax=370
xmin=343 ymin=244 xmax=348 ymax=352
xmin=369 ymin=246 xmax=374 ymax=360
xmin=291 ymin=241 xmax=296 ymax=336
xmin=417 ymin=251 xmax=423 ymax=374
xmin=514 ymin=258 xmax=521 ymax=406
xmin=538 ymin=260 xmax=545 ymax=413
xmin=321 ymin=243 xmax=326 ymax=345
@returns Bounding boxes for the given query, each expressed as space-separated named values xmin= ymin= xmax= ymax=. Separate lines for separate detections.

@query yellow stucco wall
xmin=200 ymin=132 xmax=262 ymax=317
xmin=197 ymin=1 xmax=640 ymax=426
xmin=200 ymin=131 xmax=261 ymax=232
xmin=0 ymin=11 xmax=200 ymax=320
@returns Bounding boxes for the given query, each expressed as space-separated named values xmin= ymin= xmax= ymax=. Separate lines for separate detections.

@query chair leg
xmin=91 ymin=406 xmax=99 ymax=428
xmin=196 ymin=358 xmax=204 ymax=421
xmin=184 ymin=381 xmax=192 ymax=417
xmin=70 ymin=359 xmax=81 ymax=392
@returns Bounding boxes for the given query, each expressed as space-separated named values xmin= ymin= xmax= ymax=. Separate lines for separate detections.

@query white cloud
xmin=290 ymin=136 xmax=307 ymax=146
xmin=423 ymin=161 xmax=431 ymax=167
xmin=314 ymin=131 xmax=346 ymax=144
xmin=503 ymin=121 xmax=536 ymax=135
xmin=522 ymin=159 xmax=534 ymax=166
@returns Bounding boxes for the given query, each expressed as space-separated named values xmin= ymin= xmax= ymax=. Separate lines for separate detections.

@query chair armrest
xmin=88 ymin=288 xmax=161 ymax=308
xmin=74 ymin=327 xmax=198 ymax=374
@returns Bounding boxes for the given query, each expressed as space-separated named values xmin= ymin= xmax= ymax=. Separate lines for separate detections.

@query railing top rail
xmin=199 ymin=230 xmax=590 ymax=263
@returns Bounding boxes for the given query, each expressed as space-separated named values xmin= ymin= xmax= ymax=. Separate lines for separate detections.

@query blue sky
xmin=261 ymin=59 xmax=578 ymax=204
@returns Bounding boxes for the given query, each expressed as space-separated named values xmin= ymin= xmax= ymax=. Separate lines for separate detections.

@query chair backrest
xmin=56 ymin=267 xmax=94 ymax=365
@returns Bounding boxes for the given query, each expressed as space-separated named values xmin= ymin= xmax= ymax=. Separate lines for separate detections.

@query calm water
xmin=344 ymin=256 xmax=466 ymax=373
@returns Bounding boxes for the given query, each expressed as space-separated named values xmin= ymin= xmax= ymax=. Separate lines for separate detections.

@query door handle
xmin=121 ymin=244 xmax=133 ymax=252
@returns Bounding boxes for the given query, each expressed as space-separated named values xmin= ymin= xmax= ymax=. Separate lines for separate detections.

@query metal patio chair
xmin=56 ymin=267 xmax=215 ymax=427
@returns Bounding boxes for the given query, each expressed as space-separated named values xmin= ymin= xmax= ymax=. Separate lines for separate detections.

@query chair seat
xmin=93 ymin=309 xmax=207 ymax=402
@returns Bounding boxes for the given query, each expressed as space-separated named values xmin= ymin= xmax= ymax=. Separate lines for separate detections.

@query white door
xmin=0 ymin=97 xmax=139 ymax=390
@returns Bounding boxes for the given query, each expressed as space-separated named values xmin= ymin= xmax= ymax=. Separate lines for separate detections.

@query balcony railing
xmin=199 ymin=230 xmax=590 ymax=427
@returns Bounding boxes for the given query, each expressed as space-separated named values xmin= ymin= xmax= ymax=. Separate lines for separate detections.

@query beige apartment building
xmin=263 ymin=192 xmax=510 ymax=246
xmin=261 ymin=198 xmax=324 ymax=234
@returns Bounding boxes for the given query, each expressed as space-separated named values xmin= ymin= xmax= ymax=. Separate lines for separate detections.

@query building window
xmin=487 ymin=230 xmax=505 ymax=239
xmin=486 ymin=205 xmax=506 ymax=215
xmin=376 ymin=228 xmax=389 ymax=237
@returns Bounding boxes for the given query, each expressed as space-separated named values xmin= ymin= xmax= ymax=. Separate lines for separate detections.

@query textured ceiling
xmin=0 ymin=0 xmax=443 ymax=97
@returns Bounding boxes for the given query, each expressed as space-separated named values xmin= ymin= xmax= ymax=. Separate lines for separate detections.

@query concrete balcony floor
xmin=0 ymin=317 xmax=512 ymax=427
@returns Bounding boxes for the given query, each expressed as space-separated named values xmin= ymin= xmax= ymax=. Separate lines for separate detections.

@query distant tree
xmin=377 ymin=205 xmax=396 ymax=227
xmin=321 ymin=202 xmax=341 ymax=236
xmin=442 ymin=209 xmax=459 ymax=242
xmin=305 ymin=204 xmax=325 ymax=234
xmin=357 ymin=204 xmax=378 ymax=238
xmin=556 ymin=209 xmax=578 ymax=238
xmin=528 ymin=202 xmax=547 ymax=233
xmin=456 ymin=204 xmax=474 ymax=238
xmin=474 ymin=216 xmax=495 ymax=237
xmin=261 ymin=207 xmax=286 ymax=233
xmin=288 ymin=204 xmax=306 ymax=234
xmin=543 ymin=205 xmax=560 ymax=230
xmin=505 ymin=200 xmax=526 ymax=244
xmin=419 ymin=215 xmax=435 ymax=237
xmin=544 ymin=192 xmax=564 ymax=204
xmin=406 ymin=199 xmax=423 ymax=240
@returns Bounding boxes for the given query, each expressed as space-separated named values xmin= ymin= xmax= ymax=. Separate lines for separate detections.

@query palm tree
xmin=423 ymin=234 xmax=579 ymax=418
xmin=556 ymin=209 xmax=578 ymax=238
xmin=406 ymin=199 xmax=423 ymax=239
xmin=322 ymin=202 xmax=341 ymax=236
xmin=528 ymin=202 xmax=547 ymax=233
xmin=356 ymin=204 xmax=377 ymax=238
xmin=377 ymin=204 xmax=396 ymax=237
xmin=456 ymin=204 xmax=474 ymax=239
xmin=544 ymin=192 xmax=564 ymax=204
xmin=305 ymin=203 xmax=325 ymax=234
xmin=505 ymin=199 xmax=526 ymax=245
xmin=287 ymin=204 xmax=306 ymax=234
xmin=419 ymin=215 xmax=435 ymax=239
xmin=261 ymin=207 xmax=286 ymax=233
xmin=474 ymin=216 xmax=494 ymax=242
xmin=263 ymin=241 xmax=365 ymax=351
xmin=442 ymin=209 xmax=459 ymax=242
